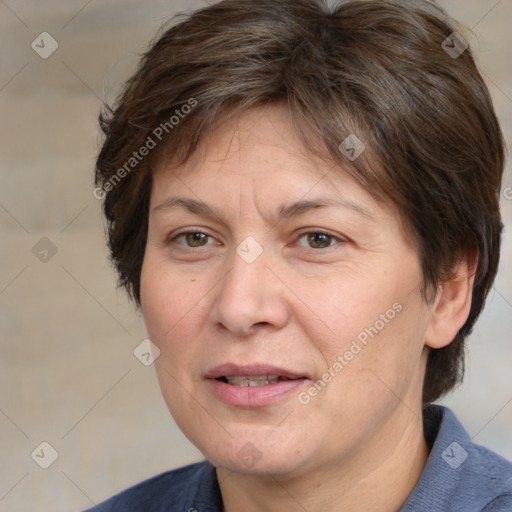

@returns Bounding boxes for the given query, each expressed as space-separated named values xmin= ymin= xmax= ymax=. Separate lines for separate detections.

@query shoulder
xmin=82 ymin=460 xmax=222 ymax=512
xmin=470 ymin=442 xmax=512 ymax=511
xmin=456 ymin=414 xmax=512 ymax=508
xmin=481 ymin=493 xmax=512 ymax=511
xmin=401 ymin=405 xmax=512 ymax=512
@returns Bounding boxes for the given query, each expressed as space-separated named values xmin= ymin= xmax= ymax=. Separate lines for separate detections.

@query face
xmin=140 ymin=104 xmax=433 ymax=477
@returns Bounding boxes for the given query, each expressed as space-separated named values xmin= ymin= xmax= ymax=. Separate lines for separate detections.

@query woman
xmin=86 ymin=0 xmax=512 ymax=510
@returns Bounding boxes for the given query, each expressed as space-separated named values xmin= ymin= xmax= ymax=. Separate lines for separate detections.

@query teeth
xmin=225 ymin=375 xmax=282 ymax=387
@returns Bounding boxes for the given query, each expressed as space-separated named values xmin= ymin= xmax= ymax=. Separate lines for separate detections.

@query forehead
xmin=155 ymin=103 xmax=325 ymax=179
xmin=150 ymin=104 xmax=407 ymax=233
xmin=149 ymin=104 xmax=418 ymax=257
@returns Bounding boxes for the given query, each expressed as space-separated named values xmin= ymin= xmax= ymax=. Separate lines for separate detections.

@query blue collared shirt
xmin=84 ymin=405 xmax=512 ymax=511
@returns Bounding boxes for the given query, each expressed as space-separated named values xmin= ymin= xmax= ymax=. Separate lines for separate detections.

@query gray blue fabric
xmin=83 ymin=405 xmax=512 ymax=511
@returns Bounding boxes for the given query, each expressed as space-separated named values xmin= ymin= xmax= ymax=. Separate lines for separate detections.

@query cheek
xmin=305 ymin=269 xmax=428 ymax=398
xmin=298 ymin=274 xmax=396 ymax=357
xmin=140 ymin=255 xmax=207 ymax=423
xmin=345 ymin=295 xmax=428 ymax=400
xmin=140 ymin=253 xmax=204 ymax=355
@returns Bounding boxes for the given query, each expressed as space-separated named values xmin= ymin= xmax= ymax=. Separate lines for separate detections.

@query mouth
xmin=205 ymin=364 xmax=309 ymax=407
xmin=205 ymin=363 xmax=308 ymax=383
xmin=215 ymin=375 xmax=301 ymax=387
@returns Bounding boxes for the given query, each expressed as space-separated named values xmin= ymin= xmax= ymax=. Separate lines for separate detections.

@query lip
xmin=205 ymin=363 xmax=308 ymax=380
xmin=204 ymin=363 xmax=309 ymax=408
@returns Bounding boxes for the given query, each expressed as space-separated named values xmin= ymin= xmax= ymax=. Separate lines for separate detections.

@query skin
xmin=140 ymin=103 xmax=475 ymax=511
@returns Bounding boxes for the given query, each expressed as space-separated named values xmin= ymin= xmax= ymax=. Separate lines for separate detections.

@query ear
xmin=424 ymin=251 xmax=478 ymax=349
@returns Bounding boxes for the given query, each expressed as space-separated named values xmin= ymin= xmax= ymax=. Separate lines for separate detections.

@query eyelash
xmin=166 ymin=228 xmax=344 ymax=250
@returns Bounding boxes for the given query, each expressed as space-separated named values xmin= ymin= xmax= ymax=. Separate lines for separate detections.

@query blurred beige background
xmin=0 ymin=1 xmax=511 ymax=511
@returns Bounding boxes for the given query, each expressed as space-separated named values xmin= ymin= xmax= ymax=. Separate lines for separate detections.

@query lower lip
xmin=207 ymin=378 xmax=307 ymax=407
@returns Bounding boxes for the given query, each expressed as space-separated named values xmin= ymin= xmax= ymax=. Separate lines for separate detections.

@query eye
xmin=296 ymin=230 xmax=343 ymax=249
xmin=166 ymin=229 xmax=343 ymax=250
xmin=167 ymin=230 xmax=218 ymax=248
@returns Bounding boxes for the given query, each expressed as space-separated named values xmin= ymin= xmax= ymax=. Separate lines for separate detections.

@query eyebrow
xmin=152 ymin=197 xmax=376 ymax=223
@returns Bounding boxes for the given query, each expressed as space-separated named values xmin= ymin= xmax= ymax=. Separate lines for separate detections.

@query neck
xmin=217 ymin=408 xmax=430 ymax=512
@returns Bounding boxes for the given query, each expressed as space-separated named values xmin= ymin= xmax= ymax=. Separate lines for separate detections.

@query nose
xmin=213 ymin=244 xmax=290 ymax=337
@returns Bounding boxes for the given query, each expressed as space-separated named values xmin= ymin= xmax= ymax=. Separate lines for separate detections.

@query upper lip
xmin=204 ymin=363 xmax=308 ymax=380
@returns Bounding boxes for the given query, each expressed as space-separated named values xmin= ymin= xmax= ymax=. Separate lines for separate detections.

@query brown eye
xmin=296 ymin=231 xmax=340 ymax=249
xmin=307 ymin=233 xmax=332 ymax=249
xmin=170 ymin=231 xmax=213 ymax=248
xmin=185 ymin=232 xmax=209 ymax=247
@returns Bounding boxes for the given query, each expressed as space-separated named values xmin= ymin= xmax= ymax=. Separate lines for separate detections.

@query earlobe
xmin=424 ymin=252 xmax=478 ymax=350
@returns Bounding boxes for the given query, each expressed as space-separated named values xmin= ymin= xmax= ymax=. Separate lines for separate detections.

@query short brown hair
xmin=95 ymin=0 xmax=505 ymax=404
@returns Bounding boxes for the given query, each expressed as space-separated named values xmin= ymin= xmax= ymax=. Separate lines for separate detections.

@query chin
xmin=212 ymin=451 xmax=306 ymax=477
xmin=194 ymin=430 xmax=317 ymax=478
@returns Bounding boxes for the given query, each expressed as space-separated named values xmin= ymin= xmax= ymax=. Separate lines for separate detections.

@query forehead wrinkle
xmin=233 ymin=174 xmax=270 ymax=229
